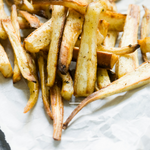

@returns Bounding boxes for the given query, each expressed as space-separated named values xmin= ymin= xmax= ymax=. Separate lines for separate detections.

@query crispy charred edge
xmin=38 ymin=52 xmax=53 ymax=120
xmin=50 ymin=81 xmax=64 ymax=141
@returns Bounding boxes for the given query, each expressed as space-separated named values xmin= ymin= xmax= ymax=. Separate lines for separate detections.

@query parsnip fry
xmin=63 ymin=61 xmax=150 ymax=129
xmin=57 ymin=71 xmax=74 ymax=101
xmin=73 ymin=47 xmax=118 ymax=69
xmin=17 ymin=16 xmax=30 ymax=29
xmin=38 ymin=52 xmax=53 ymax=120
xmin=24 ymin=53 xmax=39 ymax=113
xmin=24 ymin=19 xmax=52 ymax=53
xmin=50 ymin=81 xmax=64 ymax=141
xmin=0 ymin=44 xmax=13 ymax=78
xmin=47 ymin=6 xmax=67 ymax=87
xmin=140 ymin=6 xmax=150 ymax=62
xmin=11 ymin=5 xmax=22 ymax=83
xmin=97 ymin=44 xmax=140 ymax=55
xmin=58 ymin=9 xmax=83 ymax=74
xmin=19 ymin=10 xmax=41 ymax=28
xmin=138 ymin=37 xmax=150 ymax=54
xmin=2 ymin=19 xmax=36 ymax=82
xmin=74 ymin=2 xmax=104 ymax=97
xmin=115 ymin=4 xmax=140 ymax=78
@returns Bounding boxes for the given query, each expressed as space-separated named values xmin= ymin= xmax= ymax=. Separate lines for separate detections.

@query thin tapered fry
xmin=97 ymin=44 xmax=140 ymax=55
xmin=74 ymin=2 xmax=104 ymax=97
xmin=50 ymin=81 xmax=64 ymax=141
xmin=63 ymin=61 xmax=150 ymax=129
xmin=0 ymin=44 xmax=13 ymax=78
xmin=115 ymin=4 xmax=140 ymax=78
xmin=140 ymin=6 xmax=150 ymax=62
xmin=58 ymin=9 xmax=84 ymax=74
xmin=38 ymin=52 xmax=53 ymax=119
xmin=24 ymin=18 xmax=52 ymax=53
xmin=19 ymin=10 xmax=41 ymax=28
xmin=73 ymin=47 xmax=118 ymax=69
xmin=57 ymin=71 xmax=74 ymax=101
xmin=24 ymin=53 xmax=39 ymax=113
xmin=17 ymin=16 xmax=30 ymax=29
xmin=11 ymin=5 xmax=22 ymax=83
xmin=47 ymin=6 xmax=67 ymax=87
xmin=2 ymin=19 xmax=36 ymax=82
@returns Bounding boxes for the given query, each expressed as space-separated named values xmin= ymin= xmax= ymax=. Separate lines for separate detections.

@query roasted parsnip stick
xmin=97 ymin=44 xmax=140 ymax=55
xmin=0 ymin=44 xmax=13 ymax=78
xmin=47 ymin=6 xmax=67 ymax=87
xmin=24 ymin=18 xmax=52 ymax=53
xmin=50 ymin=81 xmax=64 ymax=141
xmin=63 ymin=61 xmax=150 ymax=129
xmin=140 ymin=6 xmax=150 ymax=62
xmin=74 ymin=2 xmax=104 ymax=97
xmin=138 ymin=37 xmax=150 ymax=54
xmin=58 ymin=9 xmax=84 ymax=74
xmin=11 ymin=5 xmax=22 ymax=83
xmin=17 ymin=16 xmax=30 ymax=29
xmin=115 ymin=4 xmax=140 ymax=78
xmin=57 ymin=71 xmax=74 ymax=100
xmin=38 ymin=52 xmax=53 ymax=119
xmin=2 ymin=19 xmax=36 ymax=82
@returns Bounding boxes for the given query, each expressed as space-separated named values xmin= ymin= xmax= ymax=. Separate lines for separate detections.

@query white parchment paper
xmin=1 ymin=0 xmax=150 ymax=150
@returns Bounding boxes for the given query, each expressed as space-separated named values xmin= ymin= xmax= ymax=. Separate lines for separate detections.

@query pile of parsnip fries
xmin=1 ymin=0 xmax=150 ymax=141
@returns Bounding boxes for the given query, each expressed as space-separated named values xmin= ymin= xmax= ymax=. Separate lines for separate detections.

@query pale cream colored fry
xmin=50 ymin=81 xmax=64 ymax=141
xmin=47 ymin=6 xmax=67 ymax=87
xmin=58 ymin=9 xmax=84 ymax=74
xmin=63 ymin=61 xmax=150 ymax=129
xmin=115 ymin=4 xmax=140 ymax=78
xmin=2 ymin=19 xmax=36 ymax=82
xmin=57 ymin=71 xmax=74 ymax=101
xmin=0 ymin=44 xmax=13 ymax=78
xmin=11 ymin=5 xmax=22 ymax=83
xmin=74 ymin=2 xmax=104 ymax=97
xmin=24 ymin=18 xmax=52 ymax=53
xmin=38 ymin=52 xmax=53 ymax=120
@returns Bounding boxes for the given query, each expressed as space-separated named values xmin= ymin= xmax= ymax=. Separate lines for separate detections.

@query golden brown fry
xmin=99 ymin=11 xmax=126 ymax=32
xmin=140 ymin=6 xmax=150 ymax=62
xmin=19 ymin=10 xmax=41 ymax=28
xmin=24 ymin=18 xmax=52 ymax=52
xmin=115 ymin=4 xmax=140 ymax=78
xmin=63 ymin=61 xmax=150 ymax=129
xmin=11 ymin=5 xmax=22 ymax=83
xmin=74 ymin=2 xmax=104 ymax=97
xmin=17 ymin=16 xmax=30 ymax=29
xmin=47 ymin=6 xmax=67 ymax=87
xmin=57 ymin=71 xmax=74 ymax=101
xmin=97 ymin=44 xmax=140 ymax=55
xmin=138 ymin=37 xmax=150 ymax=54
xmin=0 ymin=44 xmax=13 ymax=78
xmin=50 ymin=81 xmax=64 ymax=141
xmin=58 ymin=9 xmax=83 ymax=74
xmin=38 ymin=52 xmax=53 ymax=119
xmin=24 ymin=53 xmax=39 ymax=113
xmin=2 ymin=19 xmax=36 ymax=82
xmin=73 ymin=47 xmax=118 ymax=69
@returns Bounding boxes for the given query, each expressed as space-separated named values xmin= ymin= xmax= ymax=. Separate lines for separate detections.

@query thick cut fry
xmin=24 ymin=19 xmax=52 ymax=52
xmin=24 ymin=53 xmax=39 ymax=113
xmin=140 ymin=6 xmax=150 ymax=62
xmin=19 ymin=10 xmax=41 ymax=28
xmin=50 ymin=81 xmax=64 ymax=141
xmin=74 ymin=2 xmax=103 ymax=97
xmin=115 ymin=4 xmax=140 ymax=78
xmin=2 ymin=19 xmax=36 ymax=82
xmin=58 ymin=9 xmax=83 ymax=74
xmin=11 ymin=5 xmax=22 ymax=83
xmin=47 ymin=6 xmax=67 ymax=87
xmin=0 ymin=44 xmax=13 ymax=78
xmin=57 ymin=71 xmax=74 ymax=100
xmin=138 ymin=37 xmax=150 ymax=54
xmin=38 ymin=53 xmax=53 ymax=120
xmin=97 ymin=44 xmax=140 ymax=55
xmin=99 ymin=11 xmax=126 ymax=32
xmin=73 ymin=47 xmax=118 ymax=69
xmin=63 ymin=61 xmax=150 ymax=129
